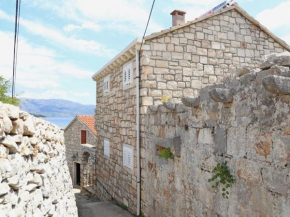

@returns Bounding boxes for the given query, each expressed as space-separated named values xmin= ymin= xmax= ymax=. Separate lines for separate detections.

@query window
xmin=81 ymin=130 xmax=87 ymax=144
xmin=123 ymin=61 xmax=133 ymax=86
xmin=123 ymin=145 xmax=134 ymax=170
xmin=104 ymin=138 xmax=110 ymax=157
xmin=103 ymin=75 xmax=110 ymax=93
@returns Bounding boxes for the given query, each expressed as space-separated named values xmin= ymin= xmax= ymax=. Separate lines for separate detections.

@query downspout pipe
xmin=135 ymin=46 xmax=141 ymax=216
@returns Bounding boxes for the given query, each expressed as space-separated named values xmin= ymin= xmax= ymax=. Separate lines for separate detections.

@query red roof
xmin=77 ymin=115 xmax=96 ymax=134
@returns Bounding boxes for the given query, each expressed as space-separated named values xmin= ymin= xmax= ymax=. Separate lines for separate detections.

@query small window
xmin=104 ymin=138 xmax=110 ymax=157
xmin=103 ymin=75 xmax=110 ymax=93
xmin=123 ymin=145 xmax=134 ymax=170
xmin=123 ymin=61 xmax=133 ymax=86
xmin=81 ymin=130 xmax=87 ymax=144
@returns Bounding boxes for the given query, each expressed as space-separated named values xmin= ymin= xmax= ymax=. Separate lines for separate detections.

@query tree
xmin=0 ymin=76 xmax=21 ymax=106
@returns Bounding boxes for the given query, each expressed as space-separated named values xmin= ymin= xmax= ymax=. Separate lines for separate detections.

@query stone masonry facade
xmin=94 ymin=5 xmax=290 ymax=216
xmin=143 ymin=54 xmax=290 ymax=217
xmin=95 ymin=56 xmax=139 ymax=213
xmin=140 ymin=8 xmax=287 ymax=106
xmin=65 ymin=117 xmax=97 ymax=188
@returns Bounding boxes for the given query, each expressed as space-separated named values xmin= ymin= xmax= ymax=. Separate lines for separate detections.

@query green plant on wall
xmin=208 ymin=162 xmax=235 ymax=199
xmin=159 ymin=147 xmax=174 ymax=160
xmin=161 ymin=95 xmax=171 ymax=103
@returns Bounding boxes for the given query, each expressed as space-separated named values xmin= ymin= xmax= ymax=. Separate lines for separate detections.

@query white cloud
xmin=25 ymin=0 xmax=164 ymax=36
xmin=256 ymin=1 xmax=290 ymax=30
xmin=0 ymin=31 xmax=93 ymax=91
xmin=22 ymin=89 xmax=70 ymax=100
xmin=172 ymin=0 xmax=220 ymax=5
xmin=0 ymin=9 xmax=115 ymax=57
xmin=163 ymin=0 xmax=223 ymax=21
xmin=64 ymin=22 xmax=101 ymax=32
xmin=283 ymin=35 xmax=290 ymax=44
xmin=22 ymin=90 xmax=92 ymax=103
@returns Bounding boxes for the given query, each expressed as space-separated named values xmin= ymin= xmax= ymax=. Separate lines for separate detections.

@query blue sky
xmin=0 ymin=0 xmax=289 ymax=105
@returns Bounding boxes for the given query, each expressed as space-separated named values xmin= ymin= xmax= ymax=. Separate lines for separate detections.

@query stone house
xmin=64 ymin=115 xmax=97 ymax=191
xmin=92 ymin=2 xmax=290 ymax=216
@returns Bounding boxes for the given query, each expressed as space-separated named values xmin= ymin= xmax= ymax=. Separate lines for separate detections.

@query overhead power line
xmin=139 ymin=0 xmax=156 ymax=57
xmin=12 ymin=0 xmax=21 ymax=98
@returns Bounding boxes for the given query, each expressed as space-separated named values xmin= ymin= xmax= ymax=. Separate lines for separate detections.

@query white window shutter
xmin=104 ymin=139 xmax=110 ymax=157
xmin=104 ymin=75 xmax=110 ymax=92
xmin=123 ymin=61 xmax=133 ymax=86
xmin=123 ymin=146 xmax=133 ymax=170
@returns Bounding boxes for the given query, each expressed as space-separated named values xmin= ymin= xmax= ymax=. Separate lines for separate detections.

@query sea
xmin=42 ymin=117 xmax=74 ymax=128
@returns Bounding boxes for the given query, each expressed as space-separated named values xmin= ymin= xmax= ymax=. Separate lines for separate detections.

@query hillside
xmin=21 ymin=99 xmax=95 ymax=117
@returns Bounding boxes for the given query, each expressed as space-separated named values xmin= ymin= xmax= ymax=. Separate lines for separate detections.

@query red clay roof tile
xmin=77 ymin=115 xmax=96 ymax=134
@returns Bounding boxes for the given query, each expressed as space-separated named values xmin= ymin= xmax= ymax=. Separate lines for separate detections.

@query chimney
xmin=170 ymin=10 xmax=186 ymax=27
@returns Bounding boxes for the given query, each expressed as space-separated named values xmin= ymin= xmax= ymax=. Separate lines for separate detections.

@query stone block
xmin=198 ymin=128 xmax=214 ymax=144
xmin=183 ymin=68 xmax=192 ymax=76
xmin=181 ymin=97 xmax=200 ymax=108
xmin=156 ymin=60 xmax=168 ymax=68
xmin=183 ymin=89 xmax=195 ymax=98
xmin=196 ymin=32 xmax=204 ymax=39
xmin=260 ymin=52 xmax=290 ymax=69
xmin=204 ymin=65 xmax=214 ymax=75
xmin=23 ymin=116 xmax=36 ymax=136
xmin=262 ymin=75 xmax=290 ymax=95
xmin=0 ymin=183 xmax=10 ymax=196
xmin=172 ymin=137 xmax=181 ymax=157
xmin=209 ymin=88 xmax=233 ymax=103
xmin=142 ymin=97 xmax=153 ymax=106
xmin=0 ymin=135 xmax=18 ymax=154
xmin=154 ymin=68 xmax=169 ymax=74
xmin=236 ymin=67 xmax=250 ymax=77
xmin=167 ymin=81 xmax=177 ymax=90
xmin=197 ymin=48 xmax=207 ymax=56
xmin=191 ymin=80 xmax=202 ymax=89
xmin=163 ymin=102 xmax=176 ymax=110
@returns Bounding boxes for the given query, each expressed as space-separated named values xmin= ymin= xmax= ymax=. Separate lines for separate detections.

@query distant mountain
xmin=21 ymin=99 xmax=95 ymax=117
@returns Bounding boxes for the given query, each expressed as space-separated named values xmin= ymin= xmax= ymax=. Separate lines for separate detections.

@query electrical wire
xmin=139 ymin=0 xmax=156 ymax=61
xmin=12 ymin=0 xmax=21 ymax=98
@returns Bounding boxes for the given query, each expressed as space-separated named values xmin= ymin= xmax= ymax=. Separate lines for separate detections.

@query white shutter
xmin=123 ymin=61 xmax=133 ymax=86
xmin=104 ymin=139 xmax=110 ymax=157
xmin=104 ymin=75 xmax=110 ymax=92
xmin=123 ymin=145 xmax=133 ymax=170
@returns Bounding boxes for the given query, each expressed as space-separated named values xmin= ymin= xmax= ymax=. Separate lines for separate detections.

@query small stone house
xmin=92 ymin=3 xmax=290 ymax=215
xmin=64 ymin=115 xmax=97 ymax=191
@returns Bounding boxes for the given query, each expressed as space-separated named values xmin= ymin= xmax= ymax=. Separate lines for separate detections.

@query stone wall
xmin=93 ymin=6 xmax=289 ymax=215
xmin=143 ymin=53 xmax=290 ymax=217
xmin=95 ymin=56 xmax=138 ymax=213
xmin=64 ymin=118 xmax=97 ymax=188
xmin=0 ymin=103 xmax=77 ymax=217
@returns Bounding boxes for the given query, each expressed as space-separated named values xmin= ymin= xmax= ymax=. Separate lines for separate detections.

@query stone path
xmin=74 ymin=189 xmax=134 ymax=217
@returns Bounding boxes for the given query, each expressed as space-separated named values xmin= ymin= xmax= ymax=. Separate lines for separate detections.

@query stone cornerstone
xmin=144 ymin=53 xmax=290 ymax=217
xmin=0 ymin=102 xmax=77 ymax=217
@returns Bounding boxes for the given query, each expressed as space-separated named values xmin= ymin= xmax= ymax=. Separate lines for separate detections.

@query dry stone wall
xmin=143 ymin=53 xmax=290 ymax=217
xmin=0 ymin=103 xmax=77 ymax=217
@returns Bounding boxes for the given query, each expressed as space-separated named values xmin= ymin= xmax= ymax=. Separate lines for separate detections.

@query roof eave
xmin=92 ymin=38 xmax=142 ymax=81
